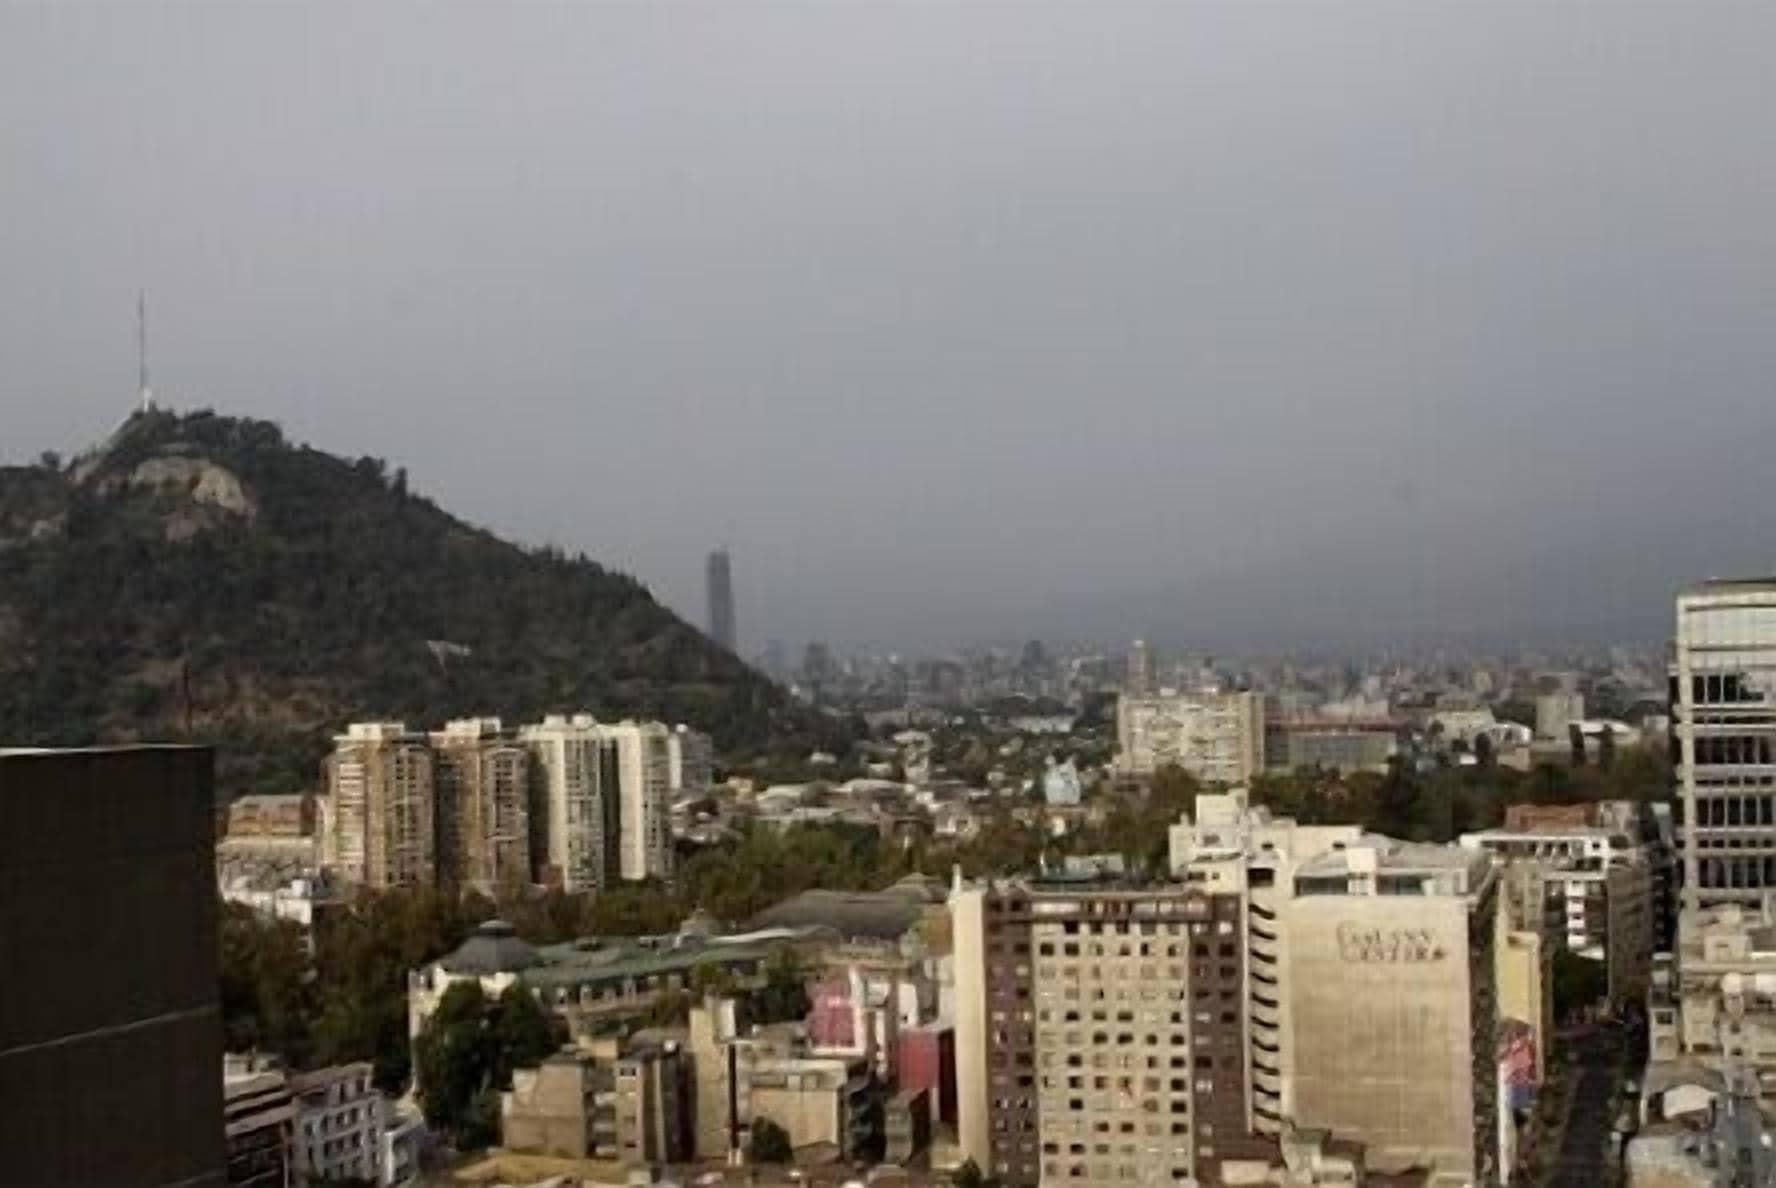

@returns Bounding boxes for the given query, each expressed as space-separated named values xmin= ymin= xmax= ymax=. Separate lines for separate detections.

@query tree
xmin=953 ymin=1157 xmax=1001 ymax=1188
xmin=1597 ymin=725 xmax=1617 ymax=771
xmin=749 ymin=1117 xmax=793 ymax=1164
xmin=1569 ymin=724 xmax=1588 ymax=768
xmin=489 ymin=986 xmax=559 ymax=1089
xmin=1474 ymin=732 xmax=1495 ymax=769
xmin=414 ymin=982 xmax=493 ymax=1141
xmin=750 ymin=948 xmax=811 ymax=1024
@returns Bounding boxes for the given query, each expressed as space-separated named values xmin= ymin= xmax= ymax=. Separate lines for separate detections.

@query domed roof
xmin=440 ymin=919 xmax=541 ymax=976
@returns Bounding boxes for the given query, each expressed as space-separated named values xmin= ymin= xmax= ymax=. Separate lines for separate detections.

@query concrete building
xmin=226 ymin=792 xmax=317 ymax=840
xmin=380 ymin=1106 xmax=426 ymax=1187
xmin=1673 ymin=579 xmax=1776 ymax=913
xmin=322 ymin=723 xmax=436 ymax=889
xmin=224 ymin=1054 xmax=295 ymax=1188
xmin=521 ymin=713 xmax=618 ymax=892
xmin=951 ymin=872 xmax=1267 ymax=1188
xmin=1285 ymin=838 xmax=1500 ymax=1186
xmin=291 ymin=1062 xmax=383 ymax=1186
xmin=501 ymin=1035 xmax=690 ymax=1165
xmin=1649 ymin=903 xmax=1776 ymax=1102
xmin=0 ymin=747 xmax=225 ymax=1187
xmin=670 ymin=724 xmax=715 ymax=800
xmin=686 ymin=997 xmax=878 ymax=1163
xmin=1461 ymin=824 xmax=1655 ymax=1012
xmin=1534 ymin=693 xmax=1586 ymax=743
xmin=1167 ymin=791 xmax=1365 ymax=1141
xmin=1117 ymin=690 xmax=1265 ymax=784
xmin=503 ymin=1052 xmax=606 ymax=1159
xmin=431 ymin=717 xmax=531 ymax=893
xmin=604 ymin=720 xmax=676 ymax=881
xmin=1263 ymin=719 xmax=1399 ymax=776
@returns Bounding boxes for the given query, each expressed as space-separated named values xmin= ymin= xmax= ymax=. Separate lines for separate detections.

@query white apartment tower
xmin=1673 ymin=580 xmax=1776 ymax=913
xmin=520 ymin=714 xmax=615 ymax=892
xmin=605 ymin=720 xmax=675 ymax=881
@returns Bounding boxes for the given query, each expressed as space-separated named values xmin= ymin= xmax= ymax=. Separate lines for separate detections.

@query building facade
xmin=1673 ymin=580 xmax=1776 ymax=913
xmin=1117 ymin=691 xmax=1265 ymax=785
xmin=1460 ymin=825 xmax=1654 ymax=1012
xmin=521 ymin=714 xmax=616 ymax=892
xmin=952 ymin=875 xmax=1265 ymax=1188
xmin=1648 ymin=902 xmax=1776 ymax=1102
xmin=0 ymin=747 xmax=226 ymax=1187
xmin=431 ymin=718 xmax=531 ymax=893
xmin=223 ymin=1055 xmax=294 ymax=1188
xmin=1284 ymin=839 xmax=1500 ymax=1186
xmin=291 ymin=1062 xmax=384 ymax=1186
xmin=605 ymin=720 xmax=675 ymax=881
xmin=323 ymin=723 xmax=436 ymax=889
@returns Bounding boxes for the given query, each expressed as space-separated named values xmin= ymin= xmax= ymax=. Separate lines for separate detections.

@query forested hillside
xmin=0 ymin=409 xmax=840 ymax=791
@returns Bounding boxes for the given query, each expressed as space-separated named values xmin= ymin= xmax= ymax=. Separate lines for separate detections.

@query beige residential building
xmin=1460 ymin=825 xmax=1654 ymax=1012
xmin=951 ymin=872 xmax=1266 ymax=1188
xmin=1649 ymin=902 xmax=1776 ymax=1101
xmin=501 ymin=1041 xmax=689 ymax=1165
xmin=291 ymin=1062 xmax=383 ymax=1186
xmin=1117 ymin=691 xmax=1264 ymax=784
xmin=431 ymin=718 xmax=531 ymax=893
xmin=686 ymin=998 xmax=875 ymax=1162
xmin=322 ymin=722 xmax=436 ymax=889
xmin=520 ymin=714 xmax=617 ymax=892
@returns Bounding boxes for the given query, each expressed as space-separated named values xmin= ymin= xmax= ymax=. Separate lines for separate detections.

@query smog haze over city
xmin=6 ymin=3 xmax=1776 ymax=652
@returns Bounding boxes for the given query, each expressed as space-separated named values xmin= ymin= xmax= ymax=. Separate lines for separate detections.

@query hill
xmin=0 ymin=409 xmax=841 ymax=792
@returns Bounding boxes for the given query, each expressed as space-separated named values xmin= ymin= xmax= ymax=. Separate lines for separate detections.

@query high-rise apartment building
xmin=952 ymin=874 xmax=1265 ymax=1188
xmin=1117 ymin=691 xmax=1264 ymax=785
xmin=521 ymin=713 xmax=617 ymax=892
xmin=1673 ymin=579 xmax=1776 ymax=913
xmin=322 ymin=722 xmax=436 ymax=889
xmin=604 ymin=720 xmax=676 ymax=881
xmin=707 ymin=548 xmax=736 ymax=653
xmin=432 ymin=718 xmax=531 ymax=893
xmin=0 ymin=747 xmax=226 ymax=1187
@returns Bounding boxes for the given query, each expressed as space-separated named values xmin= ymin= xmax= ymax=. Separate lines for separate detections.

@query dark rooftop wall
xmin=0 ymin=747 xmax=226 ymax=1187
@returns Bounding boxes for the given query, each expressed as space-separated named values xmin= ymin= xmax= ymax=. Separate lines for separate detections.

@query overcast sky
xmin=5 ymin=3 xmax=1775 ymax=654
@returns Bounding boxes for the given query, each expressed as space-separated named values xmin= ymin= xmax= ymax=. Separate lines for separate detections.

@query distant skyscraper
xmin=1673 ymin=578 xmax=1776 ymax=913
xmin=1127 ymin=638 xmax=1154 ymax=695
xmin=706 ymin=548 xmax=736 ymax=652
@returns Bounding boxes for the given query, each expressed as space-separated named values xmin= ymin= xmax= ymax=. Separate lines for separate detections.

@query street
xmin=1539 ymin=1026 xmax=1632 ymax=1188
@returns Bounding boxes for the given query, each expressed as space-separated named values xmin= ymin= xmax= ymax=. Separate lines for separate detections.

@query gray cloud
xmin=4 ymin=2 xmax=1773 ymax=653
